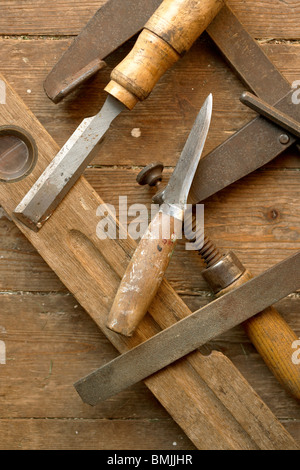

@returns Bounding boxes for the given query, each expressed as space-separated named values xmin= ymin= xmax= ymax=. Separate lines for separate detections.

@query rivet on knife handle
xmin=105 ymin=0 xmax=225 ymax=109
xmin=107 ymin=94 xmax=213 ymax=337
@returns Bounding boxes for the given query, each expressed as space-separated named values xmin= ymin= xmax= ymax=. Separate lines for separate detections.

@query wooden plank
xmin=0 ymin=418 xmax=196 ymax=450
xmin=2 ymin=161 xmax=300 ymax=293
xmin=0 ymin=75 xmax=298 ymax=450
xmin=0 ymin=1 xmax=299 ymax=450
xmin=0 ymin=1 xmax=299 ymax=38
xmin=0 ymin=1 xmax=103 ymax=36
xmin=0 ymin=292 xmax=179 ymax=421
xmin=0 ymin=292 xmax=298 ymax=423
xmin=228 ymin=0 xmax=300 ymax=39
xmin=0 ymin=38 xmax=299 ymax=168
xmin=0 ymin=212 xmax=66 ymax=292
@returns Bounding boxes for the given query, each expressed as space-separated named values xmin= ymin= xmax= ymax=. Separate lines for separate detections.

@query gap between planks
xmin=1 ymin=35 xmax=300 ymax=45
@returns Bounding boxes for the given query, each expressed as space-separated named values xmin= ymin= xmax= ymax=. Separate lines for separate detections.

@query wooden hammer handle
xmin=107 ymin=211 xmax=180 ymax=336
xmin=218 ymin=271 xmax=300 ymax=400
xmin=105 ymin=0 xmax=224 ymax=109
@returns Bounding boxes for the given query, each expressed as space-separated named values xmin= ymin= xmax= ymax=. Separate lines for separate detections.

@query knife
xmin=107 ymin=94 xmax=212 ymax=337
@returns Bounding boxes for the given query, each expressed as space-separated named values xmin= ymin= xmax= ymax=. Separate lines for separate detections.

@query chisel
xmin=14 ymin=0 xmax=224 ymax=231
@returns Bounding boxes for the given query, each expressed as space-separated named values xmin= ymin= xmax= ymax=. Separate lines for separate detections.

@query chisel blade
xmin=74 ymin=251 xmax=300 ymax=406
xmin=14 ymin=95 xmax=125 ymax=231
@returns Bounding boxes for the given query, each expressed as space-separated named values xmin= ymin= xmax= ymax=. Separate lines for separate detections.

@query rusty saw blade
xmin=74 ymin=251 xmax=300 ymax=406
xmin=44 ymin=0 xmax=162 ymax=103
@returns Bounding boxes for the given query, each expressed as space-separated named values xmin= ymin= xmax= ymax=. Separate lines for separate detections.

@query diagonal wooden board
xmin=0 ymin=74 xmax=298 ymax=450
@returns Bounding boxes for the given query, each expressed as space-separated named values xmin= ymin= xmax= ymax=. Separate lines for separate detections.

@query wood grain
xmin=0 ymin=290 xmax=299 ymax=422
xmin=2 ymin=164 xmax=300 ymax=293
xmin=0 ymin=74 xmax=298 ymax=450
xmin=0 ymin=38 xmax=299 ymax=167
xmin=0 ymin=0 xmax=299 ymax=450
xmin=107 ymin=211 xmax=178 ymax=336
xmin=0 ymin=418 xmax=195 ymax=450
xmin=0 ymin=1 xmax=299 ymax=38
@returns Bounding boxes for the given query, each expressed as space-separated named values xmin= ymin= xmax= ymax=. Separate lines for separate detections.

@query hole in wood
xmin=0 ymin=126 xmax=38 ymax=183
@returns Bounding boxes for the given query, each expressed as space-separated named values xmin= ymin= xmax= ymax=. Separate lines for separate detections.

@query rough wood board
xmin=0 ymin=1 xmax=299 ymax=38
xmin=0 ymin=0 xmax=299 ymax=450
xmin=0 ymin=418 xmax=196 ymax=450
xmin=0 ymin=75 xmax=298 ymax=450
xmin=0 ymin=38 xmax=299 ymax=168
xmin=0 ymin=291 xmax=299 ymax=423
xmin=2 ymin=165 xmax=300 ymax=291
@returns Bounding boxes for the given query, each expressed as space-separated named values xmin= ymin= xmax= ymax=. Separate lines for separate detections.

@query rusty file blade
xmin=44 ymin=0 xmax=162 ymax=103
xmin=74 ymin=251 xmax=300 ymax=406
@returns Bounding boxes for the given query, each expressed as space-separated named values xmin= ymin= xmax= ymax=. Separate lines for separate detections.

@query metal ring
xmin=202 ymin=251 xmax=246 ymax=294
xmin=0 ymin=125 xmax=38 ymax=183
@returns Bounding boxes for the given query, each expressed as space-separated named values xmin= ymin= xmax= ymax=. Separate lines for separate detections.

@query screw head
xmin=136 ymin=162 xmax=164 ymax=187
xmin=279 ymin=134 xmax=290 ymax=145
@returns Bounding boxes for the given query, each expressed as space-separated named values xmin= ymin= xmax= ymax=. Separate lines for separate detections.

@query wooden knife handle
xmin=105 ymin=0 xmax=224 ymax=109
xmin=218 ymin=271 xmax=300 ymax=400
xmin=107 ymin=211 xmax=180 ymax=336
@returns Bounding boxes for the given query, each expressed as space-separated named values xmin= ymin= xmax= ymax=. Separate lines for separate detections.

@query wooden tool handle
xmin=107 ymin=211 xmax=180 ymax=336
xmin=218 ymin=270 xmax=300 ymax=400
xmin=105 ymin=0 xmax=224 ymax=108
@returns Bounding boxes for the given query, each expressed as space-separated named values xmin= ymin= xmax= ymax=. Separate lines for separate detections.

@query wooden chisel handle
xmin=218 ymin=270 xmax=300 ymax=400
xmin=107 ymin=211 xmax=180 ymax=336
xmin=105 ymin=0 xmax=224 ymax=109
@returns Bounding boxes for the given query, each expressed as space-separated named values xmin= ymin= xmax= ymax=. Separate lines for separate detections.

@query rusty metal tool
xmin=198 ymin=243 xmax=300 ymax=400
xmin=1 ymin=74 xmax=299 ymax=450
xmin=137 ymin=163 xmax=300 ymax=400
xmin=13 ymin=0 xmax=224 ymax=232
xmin=43 ymin=3 xmax=300 ymax=210
xmin=44 ymin=0 xmax=163 ymax=103
xmin=14 ymin=95 xmax=125 ymax=230
xmin=188 ymin=5 xmax=299 ymax=204
xmin=107 ymin=94 xmax=212 ymax=337
xmin=74 ymin=250 xmax=300 ymax=406
xmin=15 ymin=4 xmax=299 ymax=231
xmin=45 ymin=0 xmax=300 ymax=197
xmin=240 ymin=91 xmax=300 ymax=139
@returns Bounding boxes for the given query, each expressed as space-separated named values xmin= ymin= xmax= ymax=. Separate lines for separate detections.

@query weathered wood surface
xmin=1 ymin=71 xmax=298 ymax=451
xmin=0 ymin=37 xmax=299 ymax=167
xmin=0 ymin=1 xmax=299 ymax=38
xmin=0 ymin=0 xmax=299 ymax=450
